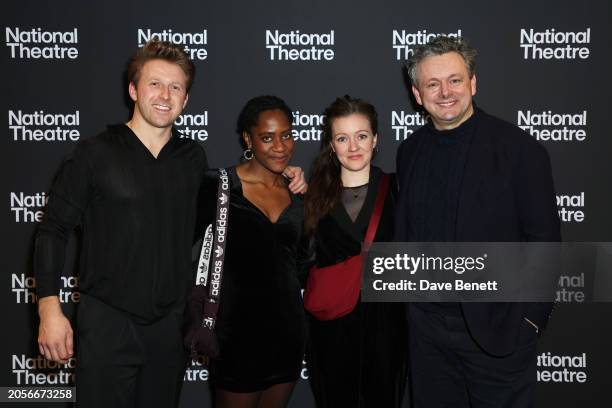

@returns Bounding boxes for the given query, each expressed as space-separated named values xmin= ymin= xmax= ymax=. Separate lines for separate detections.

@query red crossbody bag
xmin=304 ymin=173 xmax=390 ymax=320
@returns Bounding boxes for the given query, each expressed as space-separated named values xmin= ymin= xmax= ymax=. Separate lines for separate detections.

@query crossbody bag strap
xmin=363 ymin=173 xmax=390 ymax=252
xmin=194 ymin=168 xmax=230 ymax=330
xmin=207 ymin=168 xmax=230 ymax=304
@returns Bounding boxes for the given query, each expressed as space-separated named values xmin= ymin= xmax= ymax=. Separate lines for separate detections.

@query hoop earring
xmin=243 ymin=148 xmax=253 ymax=160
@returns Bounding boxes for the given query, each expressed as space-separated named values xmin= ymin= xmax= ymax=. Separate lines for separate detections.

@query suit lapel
xmin=398 ymin=135 xmax=425 ymax=194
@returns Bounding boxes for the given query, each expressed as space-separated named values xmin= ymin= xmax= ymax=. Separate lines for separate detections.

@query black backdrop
xmin=3 ymin=0 xmax=612 ymax=406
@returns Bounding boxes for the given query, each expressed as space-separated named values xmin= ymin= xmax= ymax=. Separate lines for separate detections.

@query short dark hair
xmin=236 ymin=95 xmax=293 ymax=136
xmin=407 ymin=36 xmax=477 ymax=86
xmin=127 ymin=39 xmax=196 ymax=92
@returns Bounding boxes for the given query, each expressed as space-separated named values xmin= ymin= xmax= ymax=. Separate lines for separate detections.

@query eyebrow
xmin=147 ymin=77 xmax=185 ymax=85
xmin=335 ymin=129 xmax=372 ymax=135
xmin=427 ymin=73 xmax=463 ymax=81
xmin=257 ymin=127 xmax=292 ymax=136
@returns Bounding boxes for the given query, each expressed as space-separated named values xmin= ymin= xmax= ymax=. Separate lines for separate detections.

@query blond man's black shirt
xmin=34 ymin=125 xmax=207 ymax=323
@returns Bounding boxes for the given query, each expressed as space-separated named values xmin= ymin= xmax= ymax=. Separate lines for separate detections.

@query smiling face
xmin=330 ymin=113 xmax=377 ymax=175
xmin=244 ymin=109 xmax=294 ymax=174
xmin=412 ymin=51 xmax=477 ymax=130
xmin=128 ymin=59 xmax=189 ymax=131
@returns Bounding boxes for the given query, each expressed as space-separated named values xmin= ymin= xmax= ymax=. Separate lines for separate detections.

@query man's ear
xmin=412 ymin=85 xmax=423 ymax=106
xmin=470 ymin=74 xmax=477 ymax=97
xmin=128 ymin=82 xmax=137 ymax=102
xmin=182 ymin=93 xmax=189 ymax=109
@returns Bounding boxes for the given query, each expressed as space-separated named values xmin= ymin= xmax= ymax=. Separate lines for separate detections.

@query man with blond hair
xmin=35 ymin=39 xmax=206 ymax=407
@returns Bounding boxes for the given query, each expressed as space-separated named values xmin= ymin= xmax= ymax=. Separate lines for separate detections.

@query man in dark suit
xmin=395 ymin=36 xmax=561 ymax=407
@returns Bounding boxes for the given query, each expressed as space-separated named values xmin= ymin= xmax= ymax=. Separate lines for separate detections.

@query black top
xmin=34 ymin=125 xmax=207 ymax=323
xmin=313 ymin=167 xmax=396 ymax=265
xmin=306 ymin=167 xmax=408 ymax=407
xmin=195 ymin=167 xmax=306 ymax=392
xmin=341 ymin=183 xmax=368 ymax=222
xmin=410 ymin=113 xmax=475 ymax=242
xmin=406 ymin=112 xmax=475 ymax=315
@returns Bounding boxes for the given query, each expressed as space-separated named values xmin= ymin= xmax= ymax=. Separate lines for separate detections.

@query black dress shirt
xmin=34 ymin=125 xmax=207 ymax=323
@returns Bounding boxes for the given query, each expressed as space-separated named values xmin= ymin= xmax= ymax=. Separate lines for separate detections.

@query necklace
xmin=344 ymin=183 xmax=369 ymax=199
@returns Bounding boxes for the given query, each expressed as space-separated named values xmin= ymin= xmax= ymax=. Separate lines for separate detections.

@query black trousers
xmin=408 ymin=305 xmax=538 ymax=408
xmin=75 ymin=294 xmax=187 ymax=408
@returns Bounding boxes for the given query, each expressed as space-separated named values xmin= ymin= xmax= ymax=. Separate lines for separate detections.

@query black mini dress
xmin=194 ymin=167 xmax=306 ymax=392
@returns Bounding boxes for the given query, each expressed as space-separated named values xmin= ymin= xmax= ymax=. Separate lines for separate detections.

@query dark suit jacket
xmin=395 ymin=107 xmax=561 ymax=356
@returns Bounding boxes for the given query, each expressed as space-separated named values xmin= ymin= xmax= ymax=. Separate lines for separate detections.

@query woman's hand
xmin=284 ymin=166 xmax=308 ymax=194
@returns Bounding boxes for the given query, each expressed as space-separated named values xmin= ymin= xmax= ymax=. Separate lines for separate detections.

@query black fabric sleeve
xmin=191 ymin=169 xmax=221 ymax=283
xmin=515 ymin=141 xmax=561 ymax=242
xmin=296 ymin=232 xmax=315 ymax=288
xmin=389 ymin=173 xmax=399 ymax=203
xmin=34 ymin=142 xmax=93 ymax=298
xmin=193 ymin=170 xmax=220 ymax=244
xmin=395 ymin=142 xmax=404 ymax=184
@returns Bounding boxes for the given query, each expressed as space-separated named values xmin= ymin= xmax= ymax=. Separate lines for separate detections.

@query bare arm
xmin=38 ymin=296 xmax=73 ymax=363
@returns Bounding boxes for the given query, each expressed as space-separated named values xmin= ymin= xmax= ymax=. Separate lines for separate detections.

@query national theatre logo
xmin=137 ymin=28 xmax=208 ymax=60
xmin=5 ymin=27 xmax=79 ymax=59
xmin=265 ymin=30 xmax=335 ymax=61
xmin=175 ymin=110 xmax=209 ymax=141
xmin=392 ymin=29 xmax=463 ymax=60
xmin=520 ymin=28 xmax=591 ymax=60
xmin=556 ymin=192 xmax=585 ymax=223
xmin=11 ymin=273 xmax=79 ymax=304
xmin=537 ymin=352 xmax=587 ymax=383
xmin=292 ymin=111 xmax=324 ymax=142
xmin=8 ymin=110 xmax=81 ymax=142
xmin=12 ymin=354 xmax=75 ymax=385
xmin=556 ymin=273 xmax=585 ymax=303
xmin=10 ymin=192 xmax=47 ymax=223
xmin=390 ymin=110 xmax=427 ymax=141
xmin=518 ymin=110 xmax=587 ymax=142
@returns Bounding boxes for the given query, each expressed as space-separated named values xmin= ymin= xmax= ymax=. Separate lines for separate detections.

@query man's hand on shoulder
xmin=38 ymin=296 xmax=73 ymax=363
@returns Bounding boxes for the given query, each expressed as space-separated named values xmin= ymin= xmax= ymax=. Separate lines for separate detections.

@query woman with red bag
xmin=303 ymin=95 xmax=408 ymax=407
